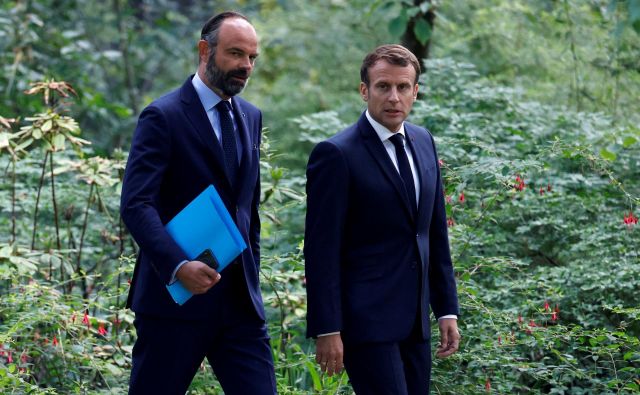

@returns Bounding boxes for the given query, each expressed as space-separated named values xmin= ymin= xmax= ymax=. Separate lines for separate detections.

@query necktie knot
xmin=216 ymin=100 xmax=232 ymax=112
xmin=389 ymin=133 xmax=405 ymax=149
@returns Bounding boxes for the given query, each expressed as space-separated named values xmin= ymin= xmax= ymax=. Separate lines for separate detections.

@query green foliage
xmin=1 ymin=1 xmax=639 ymax=394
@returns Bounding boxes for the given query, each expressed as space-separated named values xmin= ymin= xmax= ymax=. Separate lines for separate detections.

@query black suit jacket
xmin=304 ymin=113 xmax=459 ymax=344
xmin=120 ymin=76 xmax=264 ymax=320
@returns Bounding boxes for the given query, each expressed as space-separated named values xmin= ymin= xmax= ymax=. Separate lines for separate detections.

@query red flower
xmin=52 ymin=336 xmax=58 ymax=346
xmin=529 ymin=320 xmax=536 ymax=327
xmin=623 ymin=211 xmax=638 ymax=227
xmin=497 ymin=335 xmax=502 ymax=345
xmin=438 ymin=159 xmax=444 ymax=167
xmin=113 ymin=317 xmax=122 ymax=326
xmin=98 ymin=323 xmax=108 ymax=336
xmin=459 ymin=192 xmax=465 ymax=204
xmin=447 ymin=217 xmax=455 ymax=227
xmin=485 ymin=377 xmax=491 ymax=392
xmin=514 ymin=175 xmax=525 ymax=191
xmin=547 ymin=184 xmax=552 ymax=192
xmin=544 ymin=300 xmax=550 ymax=311
xmin=445 ymin=195 xmax=452 ymax=204
xmin=554 ymin=304 xmax=560 ymax=313
xmin=551 ymin=312 xmax=558 ymax=321
xmin=83 ymin=311 xmax=90 ymax=328
xmin=20 ymin=351 xmax=28 ymax=363
xmin=539 ymin=187 xmax=544 ymax=195
xmin=7 ymin=351 xmax=12 ymax=363
xmin=518 ymin=314 xmax=523 ymax=324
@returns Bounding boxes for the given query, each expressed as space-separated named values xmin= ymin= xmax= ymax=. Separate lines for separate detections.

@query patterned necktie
xmin=389 ymin=133 xmax=417 ymax=216
xmin=216 ymin=100 xmax=239 ymax=187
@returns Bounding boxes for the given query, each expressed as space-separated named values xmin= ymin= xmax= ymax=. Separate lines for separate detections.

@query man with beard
xmin=120 ymin=11 xmax=276 ymax=394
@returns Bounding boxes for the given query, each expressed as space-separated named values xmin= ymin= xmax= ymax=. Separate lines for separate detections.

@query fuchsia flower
xmin=98 ymin=323 xmax=108 ymax=336
xmin=514 ymin=175 xmax=525 ymax=191
xmin=529 ymin=320 xmax=537 ymax=327
xmin=518 ymin=315 xmax=523 ymax=324
xmin=445 ymin=195 xmax=452 ymax=204
xmin=623 ymin=211 xmax=638 ymax=227
xmin=52 ymin=336 xmax=58 ymax=346
xmin=497 ymin=335 xmax=502 ymax=345
xmin=459 ymin=192 xmax=465 ymax=204
xmin=83 ymin=311 xmax=90 ymax=328
xmin=485 ymin=378 xmax=491 ymax=392
xmin=551 ymin=312 xmax=558 ymax=321
xmin=544 ymin=300 xmax=550 ymax=311
xmin=539 ymin=187 xmax=544 ymax=195
xmin=7 ymin=351 xmax=13 ymax=363
xmin=547 ymin=184 xmax=552 ymax=192
xmin=447 ymin=217 xmax=455 ymax=227
xmin=20 ymin=351 xmax=28 ymax=363
xmin=438 ymin=159 xmax=444 ymax=167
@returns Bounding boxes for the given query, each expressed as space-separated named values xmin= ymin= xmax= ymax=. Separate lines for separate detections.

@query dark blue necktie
xmin=216 ymin=100 xmax=239 ymax=187
xmin=390 ymin=133 xmax=417 ymax=216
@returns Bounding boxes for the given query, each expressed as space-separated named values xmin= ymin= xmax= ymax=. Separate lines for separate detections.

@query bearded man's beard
xmin=205 ymin=49 xmax=250 ymax=97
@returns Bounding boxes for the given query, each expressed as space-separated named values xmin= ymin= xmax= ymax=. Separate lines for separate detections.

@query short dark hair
xmin=200 ymin=11 xmax=250 ymax=44
xmin=360 ymin=44 xmax=421 ymax=86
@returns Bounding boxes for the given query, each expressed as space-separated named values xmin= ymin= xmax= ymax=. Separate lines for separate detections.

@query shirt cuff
xmin=438 ymin=315 xmax=458 ymax=320
xmin=169 ymin=260 xmax=189 ymax=285
xmin=317 ymin=332 xmax=340 ymax=337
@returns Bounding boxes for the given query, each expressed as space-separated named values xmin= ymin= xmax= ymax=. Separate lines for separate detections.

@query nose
xmin=388 ymin=88 xmax=400 ymax=103
xmin=241 ymin=56 xmax=254 ymax=73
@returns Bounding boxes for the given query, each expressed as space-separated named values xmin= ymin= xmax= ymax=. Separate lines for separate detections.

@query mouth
xmin=384 ymin=109 xmax=403 ymax=116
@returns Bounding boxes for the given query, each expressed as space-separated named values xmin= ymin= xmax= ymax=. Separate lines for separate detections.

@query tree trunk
xmin=401 ymin=0 xmax=436 ymax=72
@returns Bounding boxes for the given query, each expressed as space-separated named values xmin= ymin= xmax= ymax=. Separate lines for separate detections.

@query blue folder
xmin=165 ymin=185 xmax=247 ymax=305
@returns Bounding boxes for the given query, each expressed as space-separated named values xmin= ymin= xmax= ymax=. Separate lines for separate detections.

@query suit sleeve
xmin=249 ymin=113 xmax=262 ymax=267
xmin=427 ymin=133 xmax=460 ymax=318
xmin=304 ymin=141 xmax=349 ymax=338
xmin=120 ymin=105 xmax=188 ymax=284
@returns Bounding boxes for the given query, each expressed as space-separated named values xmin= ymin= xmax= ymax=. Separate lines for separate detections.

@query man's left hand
xmin=436 ymin=318 xmax=460 ymax=358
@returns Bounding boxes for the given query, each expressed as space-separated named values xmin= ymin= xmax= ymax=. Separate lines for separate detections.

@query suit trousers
xmin=128 ymin=262 xmax=276 ymax=395
xmin=343 ymin=313 xmax=431 ymax=395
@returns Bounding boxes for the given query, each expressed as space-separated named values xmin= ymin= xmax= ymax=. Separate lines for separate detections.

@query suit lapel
xmin=231 ymin=96 xmax=254 ymax=201
xmin=179 ymin=77 xmax=231 ymax=190
xmin=405 ymin=126 xmax=428 ymax=220
xmin=358 ymin=114 xmax=415 ymax=222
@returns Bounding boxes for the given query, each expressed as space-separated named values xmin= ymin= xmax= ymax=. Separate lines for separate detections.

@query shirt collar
xmin=192 ymin=72 xmax=231 ymax=110
xmin=365 ymin=110 xmax=405 ymax=143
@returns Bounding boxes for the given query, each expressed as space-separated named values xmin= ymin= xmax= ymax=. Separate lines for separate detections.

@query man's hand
xmin=316 ymin=334 xmax=344 ymax=376
xmin=175 ymin=260 xmax=221 ymax=294
xmin=436 ymin=318 xmax=460 ymax=358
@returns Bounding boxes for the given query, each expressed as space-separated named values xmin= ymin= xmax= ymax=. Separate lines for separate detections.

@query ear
xmin=198 ymin=40 xmax=209 ymax=64
xmin=412 ymin=83 xmax=419 ymax=100
xmin=359 ymin=82 xmax=368 ymax=101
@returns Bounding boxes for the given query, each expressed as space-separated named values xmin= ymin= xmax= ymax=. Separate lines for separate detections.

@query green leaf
xmin=599 ymin=148 xmax=616 ymax=161
xmin=389 ymin=15 xmax=409 ymax=37
xmin=623 ymin=136 xmax=637 ymax=148
xmin=501 ymin=165 xmax=510 ymax=176
xmin=41 ymin=119 xmax=53 ymax=132
xmin=52 ymin=134 xmax=66 ymax=150
xmin=413 ymin=18 xmax=432 ymax=45
xmin=32 ymin=128 xmax=42 ymax=139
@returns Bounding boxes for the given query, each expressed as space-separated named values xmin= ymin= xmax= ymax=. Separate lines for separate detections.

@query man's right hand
xmin=316 ymin=334 xmax=344 ymax=376
xmin=175 ymin=260 xmax=221 ymax=294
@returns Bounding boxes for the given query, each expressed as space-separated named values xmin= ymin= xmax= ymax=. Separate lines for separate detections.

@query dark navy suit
xmin=121 ymin=76 xmax=275 ymax=394
xmin=305 ymin=113 xmax=459 ymax=394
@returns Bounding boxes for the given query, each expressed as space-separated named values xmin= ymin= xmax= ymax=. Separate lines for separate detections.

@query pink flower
xmin=518 ymin=315 xmax=523 ymax=324
xmin=7 ymin=351 xmax=13 ymax=363
xmin=485 ymin=378 xmax=491 ymax=392
xmin=544 ymin=300 xmax=550 ymax=311
xmin=445 ymin=195 xmax=452 ymax=204
xmin=623 ymin=211 xmax=638 ymax=227
xmin=98 ymin=323 xmax=108 ymax=336
xmin=459 ymin=192 xmax=465 ymax=204
xmin=52 ymin=336 xmax=58 ymax=346
xmin=438 ymin=159 xmax=444 ymax=167
xmin=551 ymin=312 xmax=558 ymax=321
xmin=83 ymin=311 xmax=90 ymax=328
xmin=447 ymin=217 xmax=455 ymax=227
